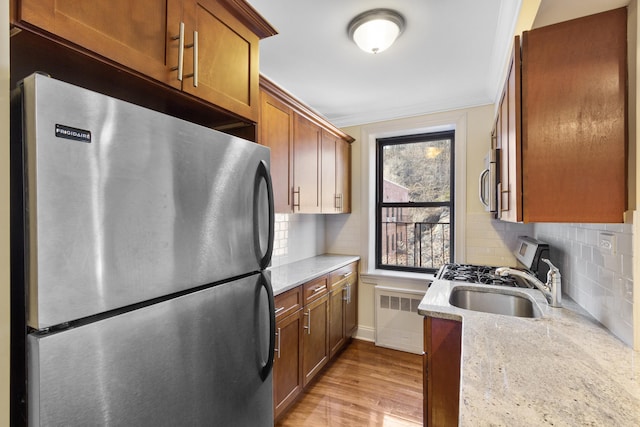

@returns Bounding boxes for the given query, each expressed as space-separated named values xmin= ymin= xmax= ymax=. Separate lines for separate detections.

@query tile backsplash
xmin=534 ymin=223 xmax=633 ymax=346
xmin=271 ymin=214 xmax=326 ymax=267
xmin=465 ymin=212 xmax=533 ymax=266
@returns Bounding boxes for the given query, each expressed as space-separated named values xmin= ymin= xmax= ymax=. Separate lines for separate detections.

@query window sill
xmin=360 ymin=269 xmax=433 ymax=292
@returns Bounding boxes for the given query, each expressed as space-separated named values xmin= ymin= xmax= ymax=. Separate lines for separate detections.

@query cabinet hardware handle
xmin=497 ymin=182 xmax=504 ymax=216
xmin=312 ymin=285 xmax=326 ymax=294
xmin=339 ymin=194 xmax=343 ymax=211
xmin=292 ymin=187 xmax=300 ymax=211
xmin=502 ymin=184 xmax=510 ymax=211
xmin=303 ymin=309 xmax=311 ymax=335
xmin=347 ymin=283 xmax=352 ymax=304
xmin=343 ymin=272 xmax=352 ymax=279
xmin=193 ymin=31 xmax=198 ymax=87
xmin=334 ymin=193 xmax=340 ymax=210
xmin=275 ymin=327 xmax=281 ymax=359
xmin=342 ymin=286 xmax=348 ymax=302
xmin=275 ymin=306 xmax=285 ymax=314
xmin=183 ymin=31 xmax=198 ymax=87
xmin=171 ymin=22 xmax=185 ymax=81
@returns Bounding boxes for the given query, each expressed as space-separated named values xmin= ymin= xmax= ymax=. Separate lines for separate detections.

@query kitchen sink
xmin=449 ymin=287 xmax=542 ymax=318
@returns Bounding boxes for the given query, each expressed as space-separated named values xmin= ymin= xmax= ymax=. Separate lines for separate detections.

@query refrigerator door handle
xmin=259 ymin=272 xmax=276 ymax=381
xmin=254 ymin=160 xmax=275 ymax=269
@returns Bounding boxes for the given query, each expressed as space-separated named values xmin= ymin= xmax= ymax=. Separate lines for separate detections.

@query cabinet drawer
xmin=303 ymin=276 xmax=328 ymax=304
xmin=329 ymin=262 xmax=357 ymax=289
xmin=274 ymin=287 xmax=302 ymax=320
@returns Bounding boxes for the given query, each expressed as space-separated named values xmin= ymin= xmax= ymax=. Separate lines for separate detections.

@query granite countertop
xmin=268 ymin=254 xmax=360 ymax=296
xmin=418 ymin=280 xmax=640 ymax=426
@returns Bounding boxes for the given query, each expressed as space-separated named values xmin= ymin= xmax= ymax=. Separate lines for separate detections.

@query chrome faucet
xmin=495 ymin=259 xmax=562 ymax=307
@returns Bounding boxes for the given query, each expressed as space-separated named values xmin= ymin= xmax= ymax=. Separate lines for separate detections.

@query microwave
xmin=479 ymin=149 xmax=498 ymax=214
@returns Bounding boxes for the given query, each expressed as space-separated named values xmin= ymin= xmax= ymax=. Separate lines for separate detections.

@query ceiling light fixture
xmin=348 ymin=9 xmax=405 ymax=54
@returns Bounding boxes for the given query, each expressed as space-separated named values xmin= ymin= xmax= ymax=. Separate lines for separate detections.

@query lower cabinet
xmin=273 ymin=261 xmax=359 ymax=420
xmin=345 ymin=278 xmax=357 ymax=338
xmin=329 ymin=262 xmax=358 ymax=358
xmin=423 ymin=316 xmax=462 ymax=427
xmin=273 ymin=287 xmax=303 ymax=419
xmin=302 ymin=291 xmax=330 ymax=386
xmin=329 ymin=283 xmax=346 ymax=358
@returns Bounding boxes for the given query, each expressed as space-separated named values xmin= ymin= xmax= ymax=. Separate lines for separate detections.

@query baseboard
xmin=354 ymin=325 xmax=375 ymax=342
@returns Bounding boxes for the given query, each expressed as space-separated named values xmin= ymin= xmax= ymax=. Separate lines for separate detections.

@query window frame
xmin=375 ymin=130 xmax=455 ymax=274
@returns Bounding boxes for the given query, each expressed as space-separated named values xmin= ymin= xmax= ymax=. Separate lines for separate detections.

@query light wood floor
xmin=276 ymin=339 xmax=423 ymax=427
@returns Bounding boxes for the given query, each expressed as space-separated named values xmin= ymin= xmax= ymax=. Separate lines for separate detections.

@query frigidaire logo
xmin=55 ymin=124 xmax=92 ymax=143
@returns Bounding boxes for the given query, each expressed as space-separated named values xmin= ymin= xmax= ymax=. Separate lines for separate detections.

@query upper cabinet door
xmin=182 ymin=0 xmax=261 ymax=122
xmin=260 ymin=90 xmax=294 ymax=213
xmin=521 ymin=8 xmax=627 ymax=223
xmin=336 ymin=138 xmax=351 ymax=213
xmin=18 ymin=0 xmax=182 ymax=89
xmin=497 ymin=41 xmax=522 ymax=223
xmin=293 ymin=113 xmax=321 ymax=213
xmin=321 ymin=129 xmax=337 ymax=213
xmin=16 ymin=0 xmax=276 ymax=123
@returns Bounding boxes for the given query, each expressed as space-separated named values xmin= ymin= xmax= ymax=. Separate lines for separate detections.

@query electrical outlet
xmin=598 ymin=232 xmax=616 ymax=254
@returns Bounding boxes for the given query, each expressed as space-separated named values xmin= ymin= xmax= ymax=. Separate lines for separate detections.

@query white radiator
xmin=374 ymin=286 xmax=425 ymax=354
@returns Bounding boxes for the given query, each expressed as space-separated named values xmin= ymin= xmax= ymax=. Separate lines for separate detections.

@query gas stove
xmin=436 ymin=263 xmax=529 ymax=288
xmin=434 ymin=236 xmax=551 ymax=288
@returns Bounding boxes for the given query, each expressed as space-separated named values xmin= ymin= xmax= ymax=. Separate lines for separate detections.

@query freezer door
xmin=28 ymin=272 xmax=275 ymax=426
xmin=17 ymin=74 xmax=274 ymax=329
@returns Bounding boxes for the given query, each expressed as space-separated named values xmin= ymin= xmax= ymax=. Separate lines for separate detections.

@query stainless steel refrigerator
xmin=10 ymin=73 xmax=275 ymax=426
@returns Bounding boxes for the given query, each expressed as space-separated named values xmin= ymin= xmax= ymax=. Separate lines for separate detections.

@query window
xmin=376 ymin=131 xmax=454 ymax=273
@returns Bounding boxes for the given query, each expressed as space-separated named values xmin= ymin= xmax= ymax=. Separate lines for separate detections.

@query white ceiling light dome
xmin=348 ymin=9 xmax=406 ymax=54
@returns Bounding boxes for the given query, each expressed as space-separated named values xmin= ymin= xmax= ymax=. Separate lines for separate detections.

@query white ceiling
xmin=248 ymin=0 xmax=629 ymax=128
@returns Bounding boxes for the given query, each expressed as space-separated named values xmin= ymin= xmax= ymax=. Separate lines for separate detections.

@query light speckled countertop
xmin=268 ymin=254 xmax=360 ymax=296
xmin=418 ymin=280 xmax=640 ymax=426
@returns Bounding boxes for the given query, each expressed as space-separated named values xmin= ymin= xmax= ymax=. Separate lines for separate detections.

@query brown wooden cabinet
xmin=294 ymin=113 xmax=322 ymax=214
xmin=494 ymin=37 xmax=522 ymax=223
xmin=423 ymin=316 xmax=462 ymax=427
xmin=328 ymin=285 xmax=345 ymax=358
xmin=260 ymin=90 xmax=294 ymax=212
xmin=274 ymin=261 xmax=359 ymax=420
xmin=14 ymin=0 xmax=275 ymax=123
xmin=302 ymin=276 xmax=329 ymax=386
xmin=273 ymin=287 xmax=304 ymax=420
xmin=16 ymin=0 xmax=179 ymax=87
xmin=344 ymin=273 xmax=357 ymax=338
xmin=336 ymin=138 xmax=352 ymax=213
xmin=321 ymin=129 xmax=338 ymax=213
xmin=328 ymin=262 xmax=358 ymax=358
xmin=258 ymin=77 xmax=354 ymax=214
xmin=181 ymin=0 xmax=262 ymax=121
xmin=322 ymin=130 xmax=352 ymax=213
xmin=495 ymin=8 xmax=627 ymax=223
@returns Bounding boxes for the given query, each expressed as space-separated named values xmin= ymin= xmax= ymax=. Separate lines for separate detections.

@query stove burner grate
xmin=437 ymin=263 xmax=529 ymax=288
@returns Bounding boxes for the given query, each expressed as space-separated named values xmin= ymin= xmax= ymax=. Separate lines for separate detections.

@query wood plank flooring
xmin=276 ymin=339 xmax=423 ymax=427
